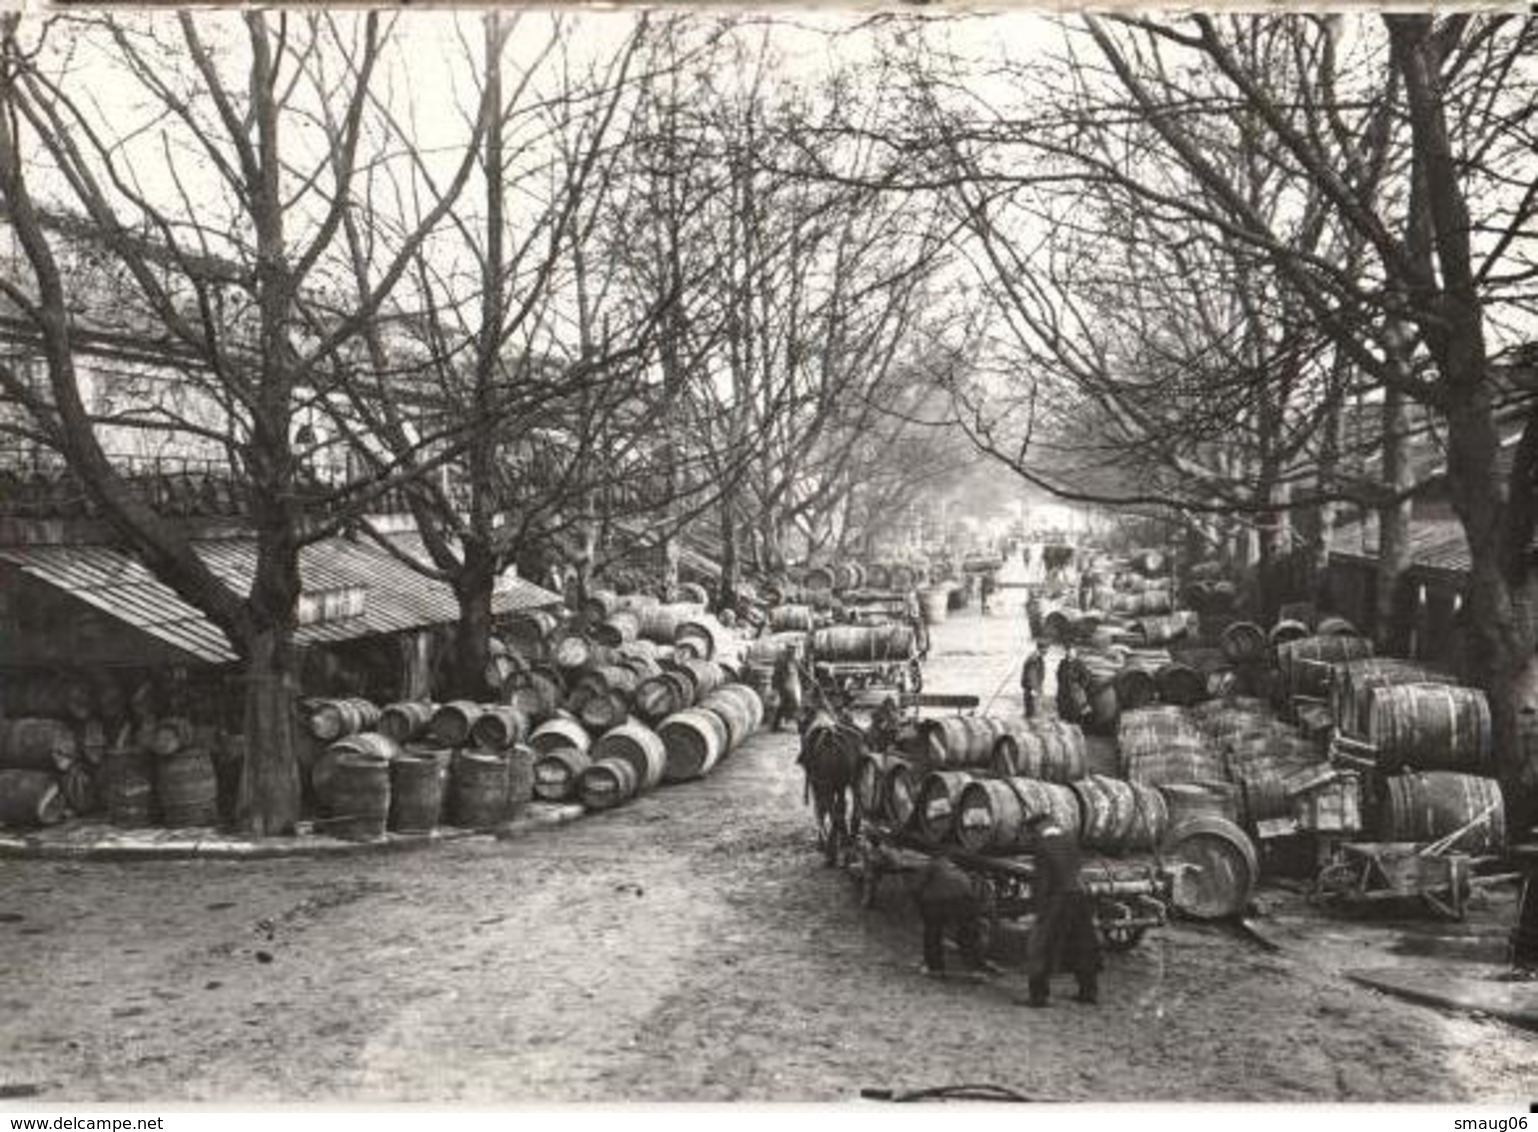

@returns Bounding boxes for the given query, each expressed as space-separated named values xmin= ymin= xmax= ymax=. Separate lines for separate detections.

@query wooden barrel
xmin=504 ymin=670 xmax=564 ymax=723
xmin=675 ymin=618 xmax=728 ymax=661
xmin=1117 ymin=706 xmax=1201 ymax=767
xmin=1155 ymin=663 xmax=1208 ymax=708
xmin=1379 ymin=772 xmax=1505 ymax=852
xmin=387 ymin=753 xmax=443 ymax=833
xmin=1277 ymin=634 xmax=1374 ymax=699
xmin=1125 ymin=739 xmax=1226 ymax=787
xmin=884 ymin=759 xmax=925 ymax=828
xmin=633 ymin=675 xmax=686 ymax=724
xmin=768 ymin=605 xmax=815 ymax=633
xmin=504 ymin=745 xmax=535 ymax=816
xmin=618 ymin=653 xmax=664 ymax=684
xmin=658 ymin=709 xmax=729 ymax=782
xmin=865 ymin=563 xmax=892 ymax=590
xmin=551 ymin=633 xmax=597 ymax=672
xmin=431 ymin=701 xmax=486 ymax=747
xmin=0 ymin=718 xmax=77 ymax=771
xmin=448 ymin=749 xmax=511 ymax=828
xmin=592 ymin=611 xmax=641 ymax=649
xmin=529 ymin=718 xmax=591 ymax=757
xmin=106 ymin=748 xmax=155 ymax=828
xmin=378 ymin=702 xmax=436 ymax=744
xmin=307 ymin=698 xmax=380 ymax=742
xmin=157 ymin=748 xmax=219 ymax=828
xmin=533 ymin=747 xmax=591 ymax=802
xmin=955 ymin=777 xmax=1080 ymax=853
xmin=991 ymin=720 xmax=1087 ymax=784
xmin=1159 ymin=782 xmax=1240 ymax=827
xmin=920 ymin=716 xmax=1004 ymax=769
xmin=577 ymin=756 xmax=640 ymax=810
xmin=915 ymin=770 xmax=977 ymax=842
xmin=1367 ymin=684 xmax=1492 ymax=772
xmin=0 ymin=769 xmax=68 ymax=828
xmin=577 ymin=689 xmax=629 ymax=735
xmin=1162 ymin=816 xmax=1259 ymax=920
xmin=810 ymin=625 xmax=914 ymax=662
xmin=1070 ymin=775 xmax=1169 ymax=853
xmin=1220 ymin=622 xmax=1267 ymax=664
xmin=701 ymin=685 xmax=763 ymax=745
xmin=1268 ymin=619 xmax=1312 ymax=649
xmin=666 ymin=658 xmax=724 ymax=703
xmin=1316 ymin=616 xmax=1358 ymax=637
xmin=593 ymin=723 xmax=666 ymax=794
xmin=506 ymin=610 xmax=561 ymax=658
xmin=1331 ymin=658 xmax=1452 ymax=738
xmin=470 ymin=705 xmax=530 ymax=751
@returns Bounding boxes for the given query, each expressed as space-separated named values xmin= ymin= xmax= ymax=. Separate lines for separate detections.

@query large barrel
xmin=431 ymin=701 xmax=486 ymax=747
xmin=1124 ymin=739 xmax=1226 ymax=787
xmin=505 ymin=610 xmax=561 ymax=658
xmin=667 ymin=658 xmax=724 ymax=703
xmin=593 ymin=723 xmax=666 ymax=794
xmin=768 ymin=605 xmax=815 ymax=633
xmin=810 ymin=625 xmax=914 ymax=662
xmin=1268 ymin=619 xmax=1311 ymax=649
xmin=529 ymin=718 xmax=591 ymax=757
xmin=920 ymin=716 xmax=1004 ymax=769
xmin=576 ymin=689 xmax=629 ymax=735
xmin=149 ymin=717 xmax=196 ymax=758
xmin=156 ymin=748 xmax=219 ymax=828
xmin=915 ymin=770 xmax=978 ymax=842
xmin=1379 ymin=772 xmax=1504 ymax=852
xmin=955 ymin=777 xmax=1080 ymax=853
xmin=699 ymin=685 xmax=763 ymax=750
xmin=884 ymin=759 xmax=925 ymax=828
xmin=0 ymin=718 xmax=78 ymax=771
xmin=577 ymin=756 xmax=639 ymax=810
xmin=551 ymin=632 xmax=598 ymax=672
xmin=633 ymin=674 xmax=687 ymax=724
xmin=1316 ymin=616 xmax=1358 ymax=637
xmin=448 ymin=749 xmax=511 ymax=828
xmin=1162 ymin=816 xmax=1259 ymax=920
xmin=306 ymin=698 xmax=380 ymax=742
xmin=378 ymin=702 xmax=436 ymax=744
xmin=470 ymin=705 xmax=530 ymax=750
xmin=658 ymin=709 xmax=729 ymax=782
xmin=1331 ymin=659 xmax=1455 ymax=738
xmin=991 ymin=720 xmax=1087 ymax=784
xmin=387 ymin=752 xmax=443 ymax=834
xmin=591 ymin=611 xmax=641 ymax=649
xmin=1219 ymin=622 xmax=1267 ymax=664
xmin=1366 ymin=684 xmax=1492 ymax=773
xmin=0 ymin=769 xmax=68 ymax=828
xmin=1112 ymin=665 xmax=1158 ymax=714
xmin=1070 ymin=775 xmax=1169 ymax=853
xmin=1277 ymin=634 xmax=1375 ymax=700
xmin=533 ymin=747 xmax=591 ymax=802
xmin=503 ymin=669 xmax=564 ymax=723
xmin=1117 ymin=706 xmax=1201 ymax=768
xmin=676 ymin=618 xmax=729 ymax=661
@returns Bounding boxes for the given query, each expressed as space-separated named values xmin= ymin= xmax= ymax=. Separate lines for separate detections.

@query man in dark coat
xmin=1020 ymin=643 xmax=1046 ymax=719
xmin=911 ymin=854 xmax=996 ymax=978
xmin=1019 ymin=811 xmax=1102 ymax=1007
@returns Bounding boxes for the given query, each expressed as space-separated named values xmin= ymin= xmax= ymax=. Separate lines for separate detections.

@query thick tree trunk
xmin=237 ymin=625 xmax=302 ymax=836
xmin=718 ymin=500 xmax=740 ymax=612
xmin=451 ymin=540 xmax=497 ymax=699
xmin=1376 ymin=386 xmax=1414 ymax=653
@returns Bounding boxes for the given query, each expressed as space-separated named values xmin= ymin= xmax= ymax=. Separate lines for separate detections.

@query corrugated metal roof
xmin=1328 ymin=515 xmax=1535 ymax=580
xmin=0 ymin=533 xmax=563 ymax=665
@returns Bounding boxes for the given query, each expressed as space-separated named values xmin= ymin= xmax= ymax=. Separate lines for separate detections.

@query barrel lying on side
xmin=1367 ymin=684 xmax=1492 ymax=773
xmin=593 ymin=723 xmax=667 ymax=796
xmin=1378 ymin=771 xmax=1504 ymax=852
xmin=955 ymin=777 xmax=1081 ymax=853
xmin=658 ymin=709 xmax=729 ymax=782
xmin=1070 ymin=775 xmax=1169 ymax=854
xmin=915 ymin=770 xmax=980 ymax=843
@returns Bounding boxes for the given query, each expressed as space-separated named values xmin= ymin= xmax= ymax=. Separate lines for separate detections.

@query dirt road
xmin=2 ymin=606 xmax=1533 ymax=1103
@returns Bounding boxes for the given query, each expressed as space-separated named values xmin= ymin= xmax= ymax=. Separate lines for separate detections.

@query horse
xmin=794 ymin=669 xmax=865 ymax=866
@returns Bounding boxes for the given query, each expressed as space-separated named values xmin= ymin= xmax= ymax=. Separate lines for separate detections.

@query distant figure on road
xmin=1018 ymin=811 xmax=1101 ymax=1008
xmin=771 ymin=651 xmax=802 ymax=732
xmin=911 ymin=854 xmax=997 ymax=979
xmin=1020 ymin=643 xmax=1045 ymax=718
xmin=980 ymin=572 xmax=995 ymax=615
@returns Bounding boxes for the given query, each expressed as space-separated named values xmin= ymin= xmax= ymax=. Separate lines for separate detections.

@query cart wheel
xmin=1310 ymin=862 xmax=1358 ymax=904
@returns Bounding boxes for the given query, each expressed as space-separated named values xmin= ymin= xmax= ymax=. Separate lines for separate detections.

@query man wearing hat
xmin=911 ymin=854 xmax=1000 ymax=979
xmin=1019 ymin=810 xmax=1101 ymax=1007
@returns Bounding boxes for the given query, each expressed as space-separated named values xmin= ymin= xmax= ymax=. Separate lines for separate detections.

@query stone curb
xmin=0 ymin=803 xmax=586 ymax=863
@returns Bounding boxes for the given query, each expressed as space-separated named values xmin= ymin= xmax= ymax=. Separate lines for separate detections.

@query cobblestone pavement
xmin=1 ymin=605 xmax=1533 ymax=1103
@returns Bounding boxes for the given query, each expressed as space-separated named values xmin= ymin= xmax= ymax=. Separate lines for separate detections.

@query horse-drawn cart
xmin=808 ymin=622 xmax=925 ymax=699
xmin=849 ymin=822 xmax=1172 ymax=952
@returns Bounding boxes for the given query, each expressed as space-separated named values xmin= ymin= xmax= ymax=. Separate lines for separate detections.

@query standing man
xmin=1018 ymin=810 xmax=1101 ymax=1007
xmin=1020 ymin=642 xmax=1046 ymax=719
